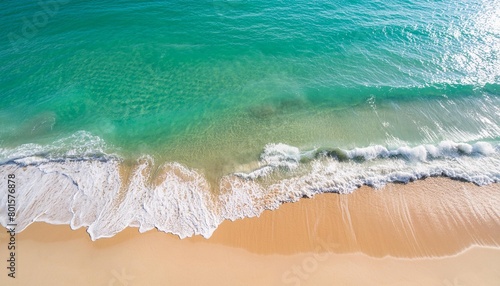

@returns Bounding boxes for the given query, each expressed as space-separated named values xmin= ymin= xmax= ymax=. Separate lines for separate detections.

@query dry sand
xmin=1 ymin=178 xmax=499 ymax=285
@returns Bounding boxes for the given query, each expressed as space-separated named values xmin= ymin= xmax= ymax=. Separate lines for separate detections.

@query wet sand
xmin=199 ymin=177 xmax=500 ymax=257
xmin=1 ymin=178 xmax=499 ymax=285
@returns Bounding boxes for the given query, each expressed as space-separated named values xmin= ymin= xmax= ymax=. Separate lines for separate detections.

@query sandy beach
xmin=1 ymin=178 xmax=499 ymax=285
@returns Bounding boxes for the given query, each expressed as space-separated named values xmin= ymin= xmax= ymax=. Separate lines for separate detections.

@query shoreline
xmin=199 ymin=177 xmax=500 ymax=257
xmin=2 ymin=139 xmax=499 ymax=241
xmin=1 ymin=178 xmax=499 ymax=285
xmin=4 ymin=177 xmax=500 ymax=256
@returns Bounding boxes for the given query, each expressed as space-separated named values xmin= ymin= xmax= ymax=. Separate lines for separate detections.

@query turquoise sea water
xmin=1 ymin=0 xmax=499 ymax=174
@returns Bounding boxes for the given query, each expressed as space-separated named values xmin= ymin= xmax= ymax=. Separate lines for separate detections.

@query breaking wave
xmin=1 ymin=132 xmax=499 ymax=240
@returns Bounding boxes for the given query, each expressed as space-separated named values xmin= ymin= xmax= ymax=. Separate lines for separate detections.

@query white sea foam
xmin=0 ymin=131 xmax=111 ymax=164
xmin=0 ymin=136 xmax=499 ymax=240
xmin=234 ymin=143 xmax=302 ymax=179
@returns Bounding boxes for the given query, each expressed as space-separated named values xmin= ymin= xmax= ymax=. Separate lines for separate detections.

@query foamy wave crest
xmin=234 ymin=143 xmax=304 ymax=179
xmin=1 ymin=138 xmax=499 ymax=240
xmin=0 ymin=131 xmax=113 ymax=165
xmin=236 ymin=141 xmax=500 ymax=185
xmin=318 ymin=141 xmax=498 ymax=162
